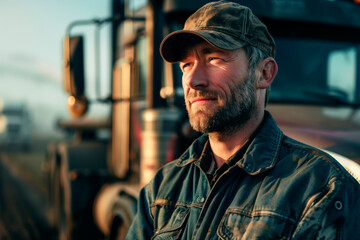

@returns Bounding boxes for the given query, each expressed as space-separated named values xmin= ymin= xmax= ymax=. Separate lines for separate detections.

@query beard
xmin=185 ymin=73 xmax=256 ymax=135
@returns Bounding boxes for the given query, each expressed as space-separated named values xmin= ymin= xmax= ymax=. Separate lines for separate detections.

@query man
xmin=126 ymin=1 xmax=360 ymax=239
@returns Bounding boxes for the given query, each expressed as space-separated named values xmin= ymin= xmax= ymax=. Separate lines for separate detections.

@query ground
xmin=0 ymin=138 xmax=56 ymax=240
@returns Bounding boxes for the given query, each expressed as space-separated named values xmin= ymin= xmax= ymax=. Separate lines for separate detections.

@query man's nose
xmin=183 ymin=61 xmax=209 ymax=89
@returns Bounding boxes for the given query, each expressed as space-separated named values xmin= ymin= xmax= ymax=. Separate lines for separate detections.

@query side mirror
xmin=63 ymin=36 xmax=88 ymax=117
xmin=63 ymin=36 xmax=85 ymax=97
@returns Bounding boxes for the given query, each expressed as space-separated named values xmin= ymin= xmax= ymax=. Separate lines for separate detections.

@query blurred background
xmin=0 ymin=0 xmax=111 ymax=141
xmin=1 ymin=0 xmax=360 ymax=240
xmin=0 ymin=1 xmax=110 ymax=239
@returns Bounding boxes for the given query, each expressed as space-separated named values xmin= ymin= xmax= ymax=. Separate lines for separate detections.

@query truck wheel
xmin=46 ymin=143 xmax=71 ymax=240
xmin=94 ymin=184 xmax=138 ymax=240
xmin=109 ymin=191 xmax=137 ymax=240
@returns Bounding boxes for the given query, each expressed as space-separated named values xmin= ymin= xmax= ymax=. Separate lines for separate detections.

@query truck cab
xmin=46 ymin=0 xmax=360 ymax=239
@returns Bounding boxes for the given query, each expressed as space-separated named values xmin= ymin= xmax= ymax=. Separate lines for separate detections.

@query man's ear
xmin=258 ymin=57 xmax=277 ymax=89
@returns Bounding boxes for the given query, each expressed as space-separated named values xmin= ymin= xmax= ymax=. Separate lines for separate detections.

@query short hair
xmin=243 ymin=45 xmax=272 ymax=106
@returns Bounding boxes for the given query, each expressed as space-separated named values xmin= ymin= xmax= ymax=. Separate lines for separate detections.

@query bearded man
xmin=126 ymin=1 xmax=360 ymax=239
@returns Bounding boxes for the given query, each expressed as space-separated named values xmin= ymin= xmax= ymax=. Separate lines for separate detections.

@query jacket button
xmin=335 ymin=200 xmax=343 ymax=211
xmin=197 ymin=197 xmax=205 ymax=203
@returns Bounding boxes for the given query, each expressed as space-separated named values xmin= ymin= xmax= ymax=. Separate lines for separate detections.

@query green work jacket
xmin=126 ymin=112 xmax=360 ymax=239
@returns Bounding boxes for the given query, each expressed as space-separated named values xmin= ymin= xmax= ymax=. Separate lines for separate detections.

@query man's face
xmin=180 ymin=42 xmax=256 ymax=134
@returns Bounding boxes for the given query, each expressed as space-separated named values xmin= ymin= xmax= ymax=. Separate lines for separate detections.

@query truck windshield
xmin=271 ymin=37 xmax=359 ymax=106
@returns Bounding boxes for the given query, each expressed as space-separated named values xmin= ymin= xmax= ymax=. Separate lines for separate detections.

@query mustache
xmin=186 ymin=90 xmax=220 ymax=100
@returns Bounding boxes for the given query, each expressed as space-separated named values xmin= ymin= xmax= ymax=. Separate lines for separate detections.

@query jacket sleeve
xmin=291 ymin=177 xmax=360 ymax=239
xmin=125 ymin=184 xmax=154 ymax=239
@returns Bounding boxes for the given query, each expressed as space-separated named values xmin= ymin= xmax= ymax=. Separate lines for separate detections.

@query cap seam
xmin=196 ymin=1 xmax=211 ymax=28
xmin=242 ymin=8 xmax=248 ymax=39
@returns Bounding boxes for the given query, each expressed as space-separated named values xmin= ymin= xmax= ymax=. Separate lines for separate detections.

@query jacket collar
xmin=177 ymin=111 xmax=283 ymax=175
xmin=237 ymin=111 xmax=283 ymax=175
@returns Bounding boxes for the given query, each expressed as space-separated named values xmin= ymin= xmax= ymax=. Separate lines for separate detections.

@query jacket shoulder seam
xmin=282 ymin=136 xmax=347 ymax=180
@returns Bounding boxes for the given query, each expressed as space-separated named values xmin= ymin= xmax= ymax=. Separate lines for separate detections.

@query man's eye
xmin=208 ymin=57 xmax=221 ymax=63
xmin=181 ymin=63 xmax=191 ymax=71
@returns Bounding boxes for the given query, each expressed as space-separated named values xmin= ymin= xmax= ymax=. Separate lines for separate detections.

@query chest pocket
xmin=151 ymin=204 xmax=190 ymax=240
xmin=217 ymin=209 xmax=295 ymax=240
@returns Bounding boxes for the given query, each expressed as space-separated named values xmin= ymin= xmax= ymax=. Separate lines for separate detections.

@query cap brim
xmin=160 ymin=30 xmax=247 ymax=63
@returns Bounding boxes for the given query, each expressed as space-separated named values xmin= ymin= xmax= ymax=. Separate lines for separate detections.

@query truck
xmin=45 ymin=0 xmax=360 ymax=239
xmin=0 ymin=102 xmax=31 ymax=151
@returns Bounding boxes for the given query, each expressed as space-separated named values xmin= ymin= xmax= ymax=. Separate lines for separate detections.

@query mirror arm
xmin=95 ymin=26 xmax=101 ymax=99
xmin=65 ymin=15 xmax=145 ymax=36
xmin=65 ymin=15 xmax=145 ymax=101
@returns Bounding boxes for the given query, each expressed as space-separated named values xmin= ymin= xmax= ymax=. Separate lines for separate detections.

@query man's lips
xmin=191 ymin=97 xmax=216 ymax=104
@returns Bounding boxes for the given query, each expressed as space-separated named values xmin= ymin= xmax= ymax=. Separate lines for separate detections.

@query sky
xmin=0 ymin=0 xmax=111 ymax=138
xmin=0 ymin=1 xmax=111 ymax=82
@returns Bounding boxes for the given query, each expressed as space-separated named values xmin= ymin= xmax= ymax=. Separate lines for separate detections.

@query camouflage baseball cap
xmin=160 ymin=0 xmax=275 ymax=63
